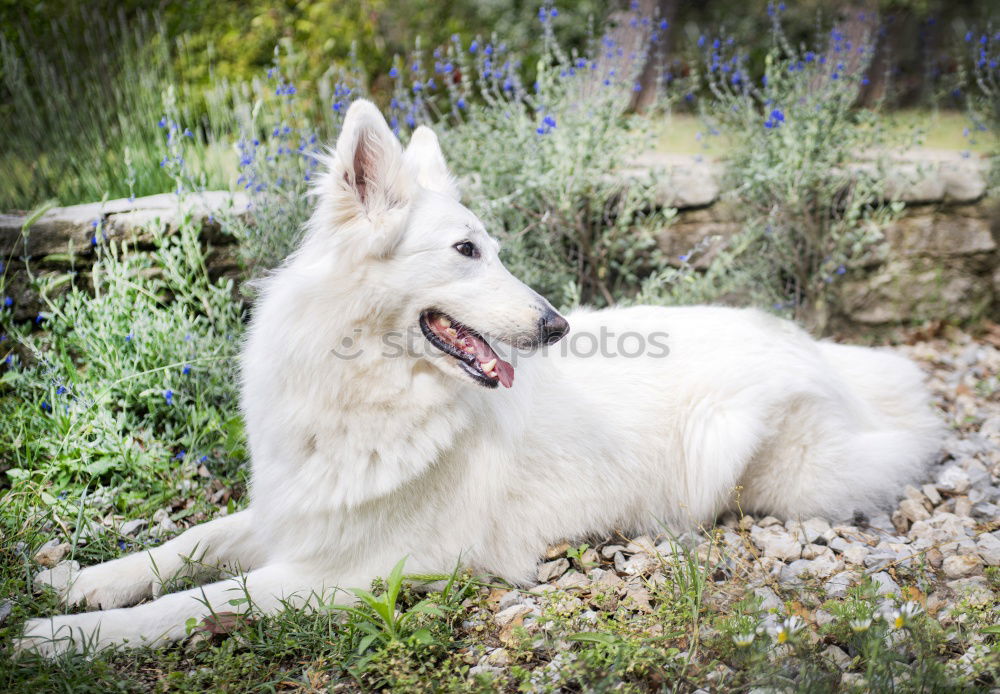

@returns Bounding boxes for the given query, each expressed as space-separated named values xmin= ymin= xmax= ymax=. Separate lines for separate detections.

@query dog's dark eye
xmin=454 ymin=241 xmax=480 ymax=259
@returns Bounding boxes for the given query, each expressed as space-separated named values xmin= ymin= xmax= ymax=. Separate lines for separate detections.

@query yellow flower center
xmin=778 ymin=631 xmax=788 ymax=643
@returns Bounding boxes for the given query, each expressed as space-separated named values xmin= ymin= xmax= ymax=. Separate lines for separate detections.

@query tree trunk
xmin=628 ymin=0 xmax=679 ymax=113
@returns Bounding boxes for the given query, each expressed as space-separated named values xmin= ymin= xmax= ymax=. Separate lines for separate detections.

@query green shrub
xmin=0 ymin=10 xmax=231 ymax=210
xmin=0 ymin=220 xmax=244 ymax=491
xmin=961 ymin=29 xmax=1000 ymax=191
xmin=684 ymin=13 xmax=902 ymax=330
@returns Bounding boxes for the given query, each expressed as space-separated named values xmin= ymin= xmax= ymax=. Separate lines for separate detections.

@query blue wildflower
xmin=3 ymin=296 xmax=11 ymax=307
xmin=836 ymin=265 xmax=846 ymax=275
xmin=550 ymin=8 xmax=558 ymax=17
xmin=389 ymin=66 xmax=399 ymax=78
xmin=41 ymin=401 xmax=51 ymax=412
xmin=659 ymin=19 xmax=668 ymax=30
xmin=158 ymin=117 xmax=167 ymax=128
xmin=164 ymin=389 xmax=173 ymax=405
xmin=182 ymin=364 xmax=191 ymax=375
xmin=174 ymin=450 xmax=185 ymax=460
xmin=470 ymin=40 xmax=478 ymax=53
xmin=771 ymin=108 xmax=785 ymax=122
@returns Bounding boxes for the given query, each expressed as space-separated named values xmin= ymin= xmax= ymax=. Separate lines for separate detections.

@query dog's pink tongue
xmin=495 ymin=359 xmax=514 ymax=388
xmin=469 ymin=335 xmax=515 ymax=388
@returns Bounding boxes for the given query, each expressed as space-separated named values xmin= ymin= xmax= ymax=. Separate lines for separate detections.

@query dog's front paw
xmin=52 ymin=560 xmax=152 ymax=609
xmin=32 ymin=560 xmax=81 ymax=603
xmin=13 ymin=616 xmax=90 ymax=659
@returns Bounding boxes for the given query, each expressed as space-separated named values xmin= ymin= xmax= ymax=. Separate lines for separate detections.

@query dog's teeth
xmin=446 ymin=328 xmax=458 ymax=338
xmin=438 ymin=317 xmax=451 ymax=328
xmin=481 ymin=358 xmax=497 ymax=373
xmin=488 ymin=370 xmax=499 ymax=378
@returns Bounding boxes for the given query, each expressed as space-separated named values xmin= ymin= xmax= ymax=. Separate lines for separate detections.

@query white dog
xmin=17 ymin=100 xmax=942 ymax=656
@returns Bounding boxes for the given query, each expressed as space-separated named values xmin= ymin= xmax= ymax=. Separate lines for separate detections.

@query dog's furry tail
xmin=819 ymin=342 xmax=944 ymax=508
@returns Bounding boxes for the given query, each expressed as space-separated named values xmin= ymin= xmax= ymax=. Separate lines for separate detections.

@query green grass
xmin=655 ymin=109 xmax=998 ymax=156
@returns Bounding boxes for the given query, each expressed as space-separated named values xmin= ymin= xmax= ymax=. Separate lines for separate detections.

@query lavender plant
xmin=961 ymin=28 xmax=1000 ymax=191
xmin=0 ymin=223 xmax=244 ymax=489
xmin=675 ymin=7 xmax=902 ymax=331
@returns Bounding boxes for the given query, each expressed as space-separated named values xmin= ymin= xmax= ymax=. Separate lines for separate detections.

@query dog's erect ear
xmin=331 ymin=100 xmax=411 ymax=220
xmin=404 ymin=126 xmax=460 ymax=200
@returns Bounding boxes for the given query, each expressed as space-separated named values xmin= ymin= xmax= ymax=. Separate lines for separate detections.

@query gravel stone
xmin=936 ymin=465 xmax=971 ymax=494
xmin=922 ymin=484 xmax=942 ymax=505
xmin=33 ymin=541 xmax=70 ymax=568
xmin=975 ymin=532 xmax=1000 ymax=566
xmin=870 ymin=571 xmax=901 ymax=597
xmin=942 ymin=553 xmax=983 ymax=578
xmin=899 ymin=498 xmax=931 ymax=523
xmin=537 ymin=558 xmax=569 ymax=583
xmin=750 ymin=525 xmax=802 ymax=561
xmin=494 ymin=604 xmax=533 ymax=628
xmin=753 ymin=586 xmax=783 ymax=612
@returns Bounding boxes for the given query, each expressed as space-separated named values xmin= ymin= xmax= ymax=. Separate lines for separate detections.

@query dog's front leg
xmin=16 ymin=561 xmax=329 ymax=658
xmin=36 ymin=510 xmax=260 ymax=611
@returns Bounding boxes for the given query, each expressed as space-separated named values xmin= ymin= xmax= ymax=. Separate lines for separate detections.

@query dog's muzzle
xmin=539 ymin=309 xmax=570 ymax=346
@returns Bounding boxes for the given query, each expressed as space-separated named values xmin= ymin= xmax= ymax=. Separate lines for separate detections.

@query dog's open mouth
xmin=419 ymin=310 xmax=514 ymax=389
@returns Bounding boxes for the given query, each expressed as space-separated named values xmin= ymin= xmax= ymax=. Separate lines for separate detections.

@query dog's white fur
xmin=17 ymin=100 xmax=942 ymax=656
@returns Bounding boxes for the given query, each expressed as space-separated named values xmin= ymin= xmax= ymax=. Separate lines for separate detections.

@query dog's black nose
xmin=540 ymin=309 xmax=570 ymax=345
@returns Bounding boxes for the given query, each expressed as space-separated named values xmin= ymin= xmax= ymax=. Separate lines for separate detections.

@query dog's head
xmin=305 ymin=99 xmax=568 ymax=389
